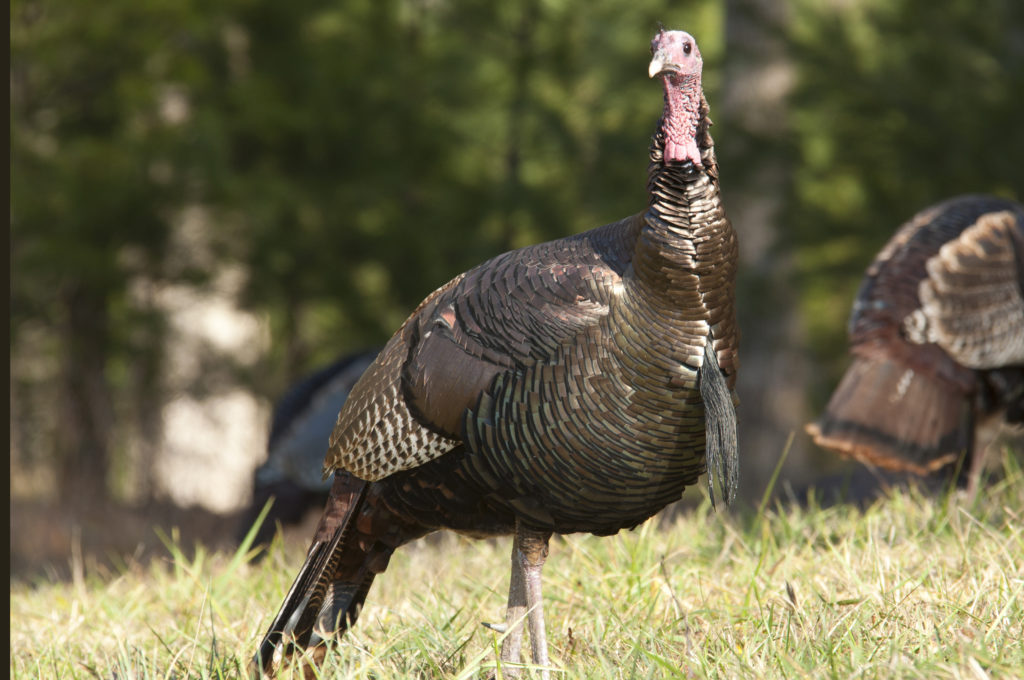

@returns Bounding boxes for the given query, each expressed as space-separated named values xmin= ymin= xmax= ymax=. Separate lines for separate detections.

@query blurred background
xmin=10 ymin=0 xmax=1024 ymax=580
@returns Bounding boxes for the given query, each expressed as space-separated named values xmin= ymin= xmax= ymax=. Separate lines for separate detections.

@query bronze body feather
xmin=254 ymin=29 xmax=739 ymax=678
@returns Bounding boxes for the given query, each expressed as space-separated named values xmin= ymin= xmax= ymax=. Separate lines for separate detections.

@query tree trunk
xmin=722 ymin=0 xmax=817 ymax=494
xmin=57 ymin=283 xmax=114 ymax=504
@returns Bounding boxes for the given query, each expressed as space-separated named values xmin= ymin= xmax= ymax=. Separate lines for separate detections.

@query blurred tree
xmin=782 ymin=0 xmax=1024 ymax=403
xmin=10 ymin=0 xmax=723 ymax=506
xmin=10 ymin=0 xmax=220 ymax=501
xmin=20 ymin=0 xmax=1020 ymax=511
xmin=718 ymin=0 xmax=819 ymax=488
xmin=208 ymin=0 xmax=724 ymax=384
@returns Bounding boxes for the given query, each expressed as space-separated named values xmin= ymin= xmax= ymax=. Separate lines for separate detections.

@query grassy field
xmin=10 ymin=451 xmax=1023 ymax=679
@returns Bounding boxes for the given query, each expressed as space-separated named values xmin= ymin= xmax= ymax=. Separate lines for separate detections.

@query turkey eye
xmin=683 ymin=42 xmax=692 ymax=55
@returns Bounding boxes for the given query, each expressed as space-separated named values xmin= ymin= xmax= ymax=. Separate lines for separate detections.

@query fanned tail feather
xmin=805 ymin=356 xmax=973 ymax=476
xmin=700 ymin=340 xmax=739 ymax=508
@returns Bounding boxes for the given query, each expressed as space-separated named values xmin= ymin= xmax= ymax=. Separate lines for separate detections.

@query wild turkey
xmin=237 ymin=350 xmax=378 ymax=551
xmin=252 ymin=28 xmax=739 ymax=678
xmin=806 ymin=195 xmax=1024 ymax=492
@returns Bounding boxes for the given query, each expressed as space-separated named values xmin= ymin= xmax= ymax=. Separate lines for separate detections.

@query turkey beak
xmin=648 ymin=50 xmax=678 ymax=78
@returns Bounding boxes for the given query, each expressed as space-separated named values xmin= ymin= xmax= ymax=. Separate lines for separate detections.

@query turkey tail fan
xmin=805 ymin=355 xmax=973 ymax=476
xmin=251 ymin=474 xmax=369 ymax=678
xmin=913 ymin=210 xmax=1024 ymax=369
xmin=700 ymin=339 xmax=739 ymax=507
xmin=807 ymin=195 xmax=1024 ymax=491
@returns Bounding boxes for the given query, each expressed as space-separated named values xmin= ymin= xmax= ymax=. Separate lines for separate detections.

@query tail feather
xmin=700 ymin=340 xmax=739 ymax=508
xmin=308 ymin=579 xmax=373 ymax=648
xmin=251 ymin=474 xmax=368 ymax=678
xmin=806 ymin=356 xmax=973 ymax=475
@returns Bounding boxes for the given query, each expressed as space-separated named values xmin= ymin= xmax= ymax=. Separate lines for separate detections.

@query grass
xmin=10 ymin=449 xmax=1024 ymax=679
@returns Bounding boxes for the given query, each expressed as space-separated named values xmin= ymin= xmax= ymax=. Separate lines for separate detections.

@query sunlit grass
xmin=11 ymin=449 xmax=1023 ymax=679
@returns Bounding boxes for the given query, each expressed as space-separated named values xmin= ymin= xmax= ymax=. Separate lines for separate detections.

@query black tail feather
xmin=251 ymin=478 xmax=368 ymax=678
xmin=700 ymin=340 xmax=739 ymax=508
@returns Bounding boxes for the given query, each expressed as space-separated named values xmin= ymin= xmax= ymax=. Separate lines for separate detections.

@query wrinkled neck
xmin=631 ymin=96 xmax=723 ymax=304
xmin=645 ymin=89 xmax=713 ymax=232
xmin=658 ymin=74 xmax=703 ymax=166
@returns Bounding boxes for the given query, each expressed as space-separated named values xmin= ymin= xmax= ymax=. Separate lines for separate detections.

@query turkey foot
xmin=493 ymin=521 xmax=552 ymax=679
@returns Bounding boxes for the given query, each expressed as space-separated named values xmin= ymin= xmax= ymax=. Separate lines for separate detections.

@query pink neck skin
xmin=661 ymin=73 xmax=702 ymax=167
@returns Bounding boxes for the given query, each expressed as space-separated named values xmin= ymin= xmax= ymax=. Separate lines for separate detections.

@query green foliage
xmin=10 ymin=0 xmax=722 ymax=496
xmin=11 ymin=449 xmax=1024 ymax=678
xmin=206 ymin=0 xmax=724 ymax=372
xmin=783 ymin=0 xmax=1024 ymax=387
xmin=11 ymin=0 xmax=218 ymax=325
xmin=10 ymin=0 xmax=223 ymax=492
xmin=12 ymin=0 xmax=1024 ymax=499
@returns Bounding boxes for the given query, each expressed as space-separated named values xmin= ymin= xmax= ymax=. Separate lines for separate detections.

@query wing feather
xmin=325 ymin=216 xmax=640 ymax=480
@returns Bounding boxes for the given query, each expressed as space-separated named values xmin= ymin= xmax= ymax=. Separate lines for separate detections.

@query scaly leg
xmin=488 ymin=521 xmax=552 ymax=678
xmin=518 ymin=525 xmax=551 ymax=678
xmin=496 ymin=530 xmax=527 ymax=673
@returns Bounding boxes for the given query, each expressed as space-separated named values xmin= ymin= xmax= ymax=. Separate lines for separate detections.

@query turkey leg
xmin=495 ymin=521 xmax=552 ymax=678
xmin=520 ymin=525 xmax=551 ymax=678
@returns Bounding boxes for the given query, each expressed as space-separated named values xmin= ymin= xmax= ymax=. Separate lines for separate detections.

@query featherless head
xmin=649 ymin=29 xmax=704 ymax=167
